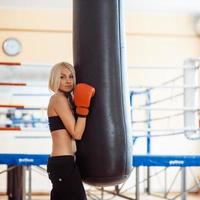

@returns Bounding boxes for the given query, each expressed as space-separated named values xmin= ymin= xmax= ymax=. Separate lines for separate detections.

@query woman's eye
xmin=60 ymin=76 xmax=64 ymax=79
xmin=69 ymin=75 xmax=73 ymax=79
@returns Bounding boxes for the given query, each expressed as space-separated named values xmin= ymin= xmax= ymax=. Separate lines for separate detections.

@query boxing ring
xmin=1 ymin=155 xmax=200 ymax=200
xmin=1 ymin=154 xmax=200 ymax=200
xmin=0 ymin=61 xmax=51 ymax=200
xmin=127 ymin=58 xmax=200 ymax=200
xmin=1 ymin=58 xmax=200 ymax=200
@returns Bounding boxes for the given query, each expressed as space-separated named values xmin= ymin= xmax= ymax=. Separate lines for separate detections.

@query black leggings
xmin=47 ymin=155 xmax=87 ymax=200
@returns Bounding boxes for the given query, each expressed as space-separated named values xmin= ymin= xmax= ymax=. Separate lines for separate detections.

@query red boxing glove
xmin=74 ymin=83 xmax=95 ymax=117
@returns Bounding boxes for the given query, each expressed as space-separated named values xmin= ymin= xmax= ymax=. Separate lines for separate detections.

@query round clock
xmin=2 ymin=37 xmax=22 ymax=56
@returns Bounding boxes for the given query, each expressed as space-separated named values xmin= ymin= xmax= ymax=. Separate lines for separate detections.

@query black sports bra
xmin=48 ymin=116 xmax=65 ymax=132
xmin=48 ymin=93 xmax=76 ymax=132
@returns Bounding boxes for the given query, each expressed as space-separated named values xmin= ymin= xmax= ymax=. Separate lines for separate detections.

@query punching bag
xmin=73 ymin=0 xmax=132 ymax=186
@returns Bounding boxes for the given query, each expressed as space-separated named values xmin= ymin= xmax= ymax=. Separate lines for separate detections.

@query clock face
xmin=2 ymin=38 xmax=22 ymax=56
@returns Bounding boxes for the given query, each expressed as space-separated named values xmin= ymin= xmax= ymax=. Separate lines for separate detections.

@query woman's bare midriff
xmin=50 ymin=129 xmax=76 ymax=157
xmin=48 ymin=94 xmax=77 ymax=157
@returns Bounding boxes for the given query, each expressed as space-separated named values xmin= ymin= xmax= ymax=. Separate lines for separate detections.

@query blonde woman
xmin=47 ymin=62 xmax=95 ymax=200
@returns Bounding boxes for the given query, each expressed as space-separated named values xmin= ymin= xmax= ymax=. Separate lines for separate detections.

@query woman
xmin=47 ymin=62 xmax=95 ymax=200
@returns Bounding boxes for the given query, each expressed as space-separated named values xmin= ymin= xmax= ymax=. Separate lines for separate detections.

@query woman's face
xmin=59 ymin=67 xmax=74 ymax=93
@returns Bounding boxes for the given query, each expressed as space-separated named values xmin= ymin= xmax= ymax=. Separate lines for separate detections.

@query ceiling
xmin=0 ymin=0 xmax=200 ymax=14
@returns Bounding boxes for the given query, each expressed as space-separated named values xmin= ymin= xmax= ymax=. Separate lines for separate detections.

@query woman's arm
xmin=53 ymin=95 xmax=86 ymax=140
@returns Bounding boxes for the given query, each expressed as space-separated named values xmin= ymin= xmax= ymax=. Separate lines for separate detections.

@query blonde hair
xmin=48 ymin=62 xmax=76 ymax=93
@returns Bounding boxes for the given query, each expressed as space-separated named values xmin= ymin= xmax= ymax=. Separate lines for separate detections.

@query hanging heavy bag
xmin=73 ymin=0 xmax=132 ymax=186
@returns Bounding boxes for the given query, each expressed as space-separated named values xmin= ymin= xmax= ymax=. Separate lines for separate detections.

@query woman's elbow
xmin=74 ymin=135 xmax=82 ymax=140
xmin=72 ymin=132 xmax=83 ymax=140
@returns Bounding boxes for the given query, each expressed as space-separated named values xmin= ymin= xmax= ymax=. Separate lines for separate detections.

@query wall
xmin=0 ymin=7 xmax=200 ymax=193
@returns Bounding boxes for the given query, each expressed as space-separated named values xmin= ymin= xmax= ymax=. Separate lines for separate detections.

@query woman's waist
xmin=52 ymin=144 xmax=76 ymax=152
xmin=52 ymin=141 xmax=76 ymax=155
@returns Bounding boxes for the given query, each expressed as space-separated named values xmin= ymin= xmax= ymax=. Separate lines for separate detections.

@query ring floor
xmin=1 ymin=193 xmax=200 ymax=200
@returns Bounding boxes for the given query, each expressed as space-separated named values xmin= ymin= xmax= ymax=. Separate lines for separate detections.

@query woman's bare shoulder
xmin=50 ymin=93 xmax=65 ymax=101
xmin=50 ymin=93 xmax=69 ymax=106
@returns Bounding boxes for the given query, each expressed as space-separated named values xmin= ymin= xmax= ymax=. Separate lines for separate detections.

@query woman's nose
xmin=66 ymin=78 xmax=72 ymax=83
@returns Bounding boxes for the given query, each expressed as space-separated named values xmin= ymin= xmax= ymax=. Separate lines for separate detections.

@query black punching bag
xmin=73 ymin=0 xmax=132 ymax=186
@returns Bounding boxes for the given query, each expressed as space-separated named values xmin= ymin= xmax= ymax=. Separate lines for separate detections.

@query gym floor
xmin=1 ymin=193 xmax=200 ymax=200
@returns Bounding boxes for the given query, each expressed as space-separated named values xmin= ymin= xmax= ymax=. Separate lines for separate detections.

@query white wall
xmin=1 ymin=2 xmax=200 ymax=194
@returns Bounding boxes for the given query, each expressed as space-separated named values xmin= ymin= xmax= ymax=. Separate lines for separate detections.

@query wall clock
xmin=2 ymin=37 xmax=22 ymax=56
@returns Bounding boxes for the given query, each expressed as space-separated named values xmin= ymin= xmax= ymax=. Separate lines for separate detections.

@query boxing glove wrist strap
xmin=76 ymin=107 xmax=89 ymax=116
xmin=77 ymin=115 xmax=87 ymax=118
